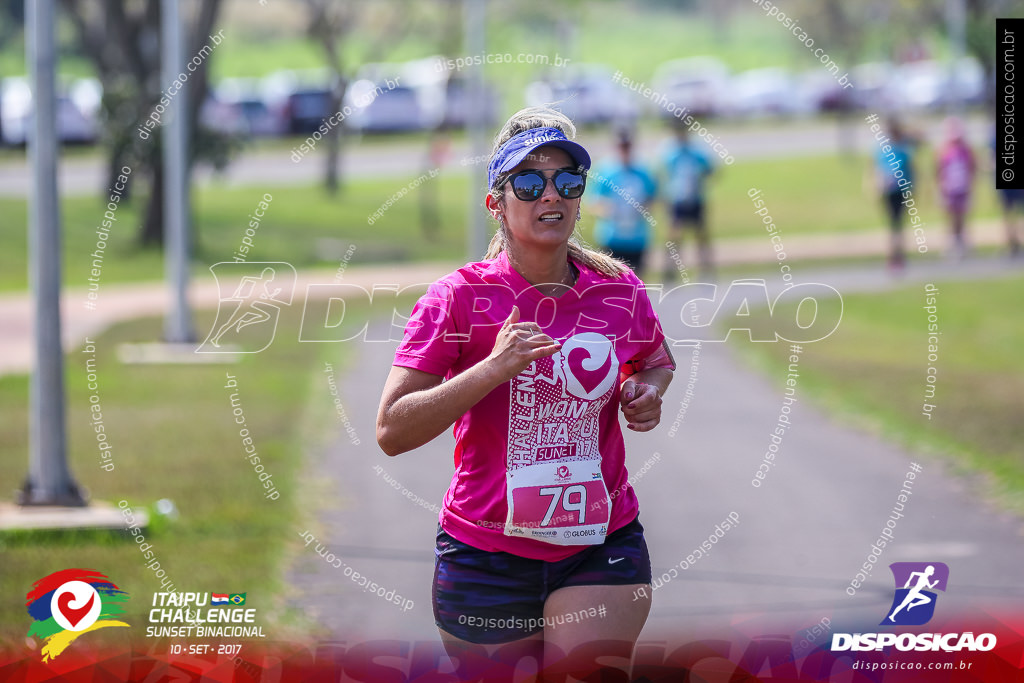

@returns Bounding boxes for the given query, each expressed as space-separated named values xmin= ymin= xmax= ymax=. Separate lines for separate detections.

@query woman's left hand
xmin=619 ymin=379 xmax=662 ymax=432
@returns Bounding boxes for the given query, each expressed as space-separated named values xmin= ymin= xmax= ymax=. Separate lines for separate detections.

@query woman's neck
xmin=505 ymin=242 xmax=574 ymax=294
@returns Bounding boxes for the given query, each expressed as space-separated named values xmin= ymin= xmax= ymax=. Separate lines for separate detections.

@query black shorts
xmin=884 ymin=189 xmax=904 ymax=231
xmin=671 ymin=200 xmax=705 ymax=227
xmin=432 ymin=517 xmax=651 ymax=644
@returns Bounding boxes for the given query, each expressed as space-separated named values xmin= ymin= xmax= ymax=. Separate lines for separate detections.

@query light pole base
xmin=16 ymin=479 xmax=87 ymax=507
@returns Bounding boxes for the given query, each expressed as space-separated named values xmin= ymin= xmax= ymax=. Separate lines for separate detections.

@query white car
xmin=650 ymin=56 xmax=731 ymax=118
xmin=524 ymin=64 xmax=639 ymax=125
xmin=893 ymin=58 xmax=985 ymax=110
xmin=1 ymin=76 xmax=98 ymax=145
xmin=725 ymin=67 xmax=808 ymax=118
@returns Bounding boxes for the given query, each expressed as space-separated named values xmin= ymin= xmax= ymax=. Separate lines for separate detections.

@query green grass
xmin=737 ymin=275 xmax=1024 ymax=512
xmin=0 ymin=297 xmax=367 ymax=641
xmin=0 ymin=172 xmax=471 ymax=292
xmin=0 ymin=150 xmax=1004 ymax=293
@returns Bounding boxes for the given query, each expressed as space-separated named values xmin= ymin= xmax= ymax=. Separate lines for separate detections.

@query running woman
xmin=376 ymin=107 xmax=675 ymax=677
xmin=936 ymin=117 xmax=977 ymax=261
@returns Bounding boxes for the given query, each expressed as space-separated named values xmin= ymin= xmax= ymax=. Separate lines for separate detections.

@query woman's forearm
xmin=377 ymin=361 xmax=504 ymax=456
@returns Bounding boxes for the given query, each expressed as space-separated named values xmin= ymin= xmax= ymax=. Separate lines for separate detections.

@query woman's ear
xmin=485 ymin=193 xmax=502 ymax=221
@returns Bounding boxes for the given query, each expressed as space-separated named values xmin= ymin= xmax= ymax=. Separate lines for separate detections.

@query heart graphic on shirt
xmin=557 ymin=333 xmax=616 ymax=400
xmin=567 ymin=346 xmax=612 ymax=394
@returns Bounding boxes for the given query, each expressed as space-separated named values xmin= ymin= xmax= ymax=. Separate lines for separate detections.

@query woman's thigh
xmin=437 ymin=627 xmax=544 ymax=682
xmin=541 ymin=582 xmax=652 ymax=676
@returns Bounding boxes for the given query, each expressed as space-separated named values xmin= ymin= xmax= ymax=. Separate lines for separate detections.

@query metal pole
xmin=162 ymin=0 xmax=194 ymax=343
xmin=19 ymin=0 xmax=85 ymax=506
xmin=464 ymin=0 xmax=488 ymax=261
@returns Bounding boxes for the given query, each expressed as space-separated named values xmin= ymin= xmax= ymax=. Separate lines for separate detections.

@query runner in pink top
xmin=377 ymin=106 xmax=675 ymax=676
xmin=936 ymin=117 xmax=977 ymax=260
xmin=393 ymin=250 xmax=664 ymax=561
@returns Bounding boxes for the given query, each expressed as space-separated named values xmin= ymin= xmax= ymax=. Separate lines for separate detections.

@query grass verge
xmin=0 ymin=297 xmax=367 ymax=642
xmin=735 ymin=274 xmax=1024 ymax=514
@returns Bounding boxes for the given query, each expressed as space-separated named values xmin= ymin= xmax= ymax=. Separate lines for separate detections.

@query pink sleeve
xmin=393 ymin=280 xmax=461 ymax=377
xmin=629 ymin=274 xmax=667 ymax=362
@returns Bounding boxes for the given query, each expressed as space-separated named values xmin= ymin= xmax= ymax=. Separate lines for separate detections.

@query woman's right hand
xmin=485 ymin=306 xmax=562 ymax=383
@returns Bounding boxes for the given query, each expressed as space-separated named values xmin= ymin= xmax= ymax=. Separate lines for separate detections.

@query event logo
xmin=26 ymin=569 xmax=130 ymax=662
xmin=882 ymin=562 xmax=949 ymax=626
xmin=555 ymin=333 xmax=616 ymax=400
xmin=197 ymin=262 xmax=297 ymax=353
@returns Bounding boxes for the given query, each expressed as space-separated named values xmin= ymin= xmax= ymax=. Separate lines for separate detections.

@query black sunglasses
xmin=498 ymin=168 xmax=587 ymax=201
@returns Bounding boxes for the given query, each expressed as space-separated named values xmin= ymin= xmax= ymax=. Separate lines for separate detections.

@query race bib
xmin=504 ymin=333 xmax=616 ymax=546
xmin=505 ymin=461 xmax=610 ymax=544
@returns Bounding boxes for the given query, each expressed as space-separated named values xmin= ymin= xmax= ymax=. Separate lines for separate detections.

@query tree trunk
xmin=141 ymin=162 xmax=164 ymax=247
xmin=107 ymin=140 xmax=135 ymax=201
xmin=324 ymin=77 xmax=348 ymax=194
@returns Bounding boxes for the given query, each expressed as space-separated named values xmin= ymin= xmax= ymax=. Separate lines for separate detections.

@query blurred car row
xmin=0 ymin=54 xmax=988 ymax=146
xmin=529 ymin=55 xmax=988 ymax=124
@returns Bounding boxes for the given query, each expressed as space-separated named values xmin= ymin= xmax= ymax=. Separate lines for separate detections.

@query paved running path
xmin=285 ymin=256 xmax=1024 ymax=644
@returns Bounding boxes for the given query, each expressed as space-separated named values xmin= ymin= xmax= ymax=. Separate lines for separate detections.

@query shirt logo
xmin=555 ymin=333 xmax=616 ymax=401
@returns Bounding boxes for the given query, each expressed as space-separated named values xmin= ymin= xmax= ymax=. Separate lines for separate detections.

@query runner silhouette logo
xmin=198 ymin=262 xmax=297 ymax=353
xmin=882 ymin=562 xmax=949 ymax=626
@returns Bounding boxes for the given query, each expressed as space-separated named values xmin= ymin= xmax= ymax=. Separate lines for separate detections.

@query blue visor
xmin=487 ymin=127 xmax=591 ymax=188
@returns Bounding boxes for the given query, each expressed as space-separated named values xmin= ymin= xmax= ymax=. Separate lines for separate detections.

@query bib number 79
xmin=539 ymin=485 xmax=587 ymax=527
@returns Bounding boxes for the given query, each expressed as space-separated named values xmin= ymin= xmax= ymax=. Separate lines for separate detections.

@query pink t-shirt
xmin=392 ymin=251 xmax=666 ymax=561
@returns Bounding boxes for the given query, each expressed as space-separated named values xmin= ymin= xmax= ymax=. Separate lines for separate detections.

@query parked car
xmin=1 ymin=77 xmax=98 ymax=145
xmin=440 ymin=75 xmax=501 ymax=129
xmin=212 ymin=78 xmax=285 ymax=137
xmin=524 ymin=63 xmax=638 ymax=125
xmin=283 ymin=88 xmax=332 ymax=135
xmin=795 ymin=69 xmax=854 ymax=114
xmin=650 ymin=56 xmax=731 ymax=118
xmin=725 ymin=67 xmax=808 ymax=118
xmin=894 ymin=58 xmax=985 ymax=110
xmin=345 ymin=79 xmax=424 ymax=133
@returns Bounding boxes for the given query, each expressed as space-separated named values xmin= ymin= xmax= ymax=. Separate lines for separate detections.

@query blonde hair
xmin=484 ymin=106 xmax=627 ymax=278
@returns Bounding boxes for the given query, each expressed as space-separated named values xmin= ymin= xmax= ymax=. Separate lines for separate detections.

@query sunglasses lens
xmin=555 ymin=172 xmax=585 ymax=198
xmin=506 ymin=170 xmax=586 ymax=201
xmin=511 ymin=172 xmax=545 ymax=200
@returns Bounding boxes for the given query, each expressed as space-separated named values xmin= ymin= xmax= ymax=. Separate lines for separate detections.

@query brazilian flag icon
xmin=229 ymin=593 xmax=246 ymax=605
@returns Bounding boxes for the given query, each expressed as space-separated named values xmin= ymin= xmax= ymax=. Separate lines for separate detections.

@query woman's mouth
xmin=538 ymin=211 xmax=564 ymax=223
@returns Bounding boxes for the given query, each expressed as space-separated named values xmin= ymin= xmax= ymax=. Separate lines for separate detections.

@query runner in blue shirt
xmin=591 ymin=131 xmax=658 ymax=274
xmin=661 ymin=124 xmax=714 ymax=280
xmin=872 ymin=117 xmax=918 ymax=272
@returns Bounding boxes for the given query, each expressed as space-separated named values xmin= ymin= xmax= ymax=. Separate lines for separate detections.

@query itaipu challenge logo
xmin=26 ymin=569 xmax=130 ymax=662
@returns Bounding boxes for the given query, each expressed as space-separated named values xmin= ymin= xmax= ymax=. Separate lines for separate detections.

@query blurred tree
xmin=0 ymin=0 xmax=24 ymax=49
xmin=61 ymin=0 xmax=229 ymax=247
xmin=788 ymin=0 xmax=891 ymax=154
xmin=303 ymin=0 xmax=418 ymax=195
